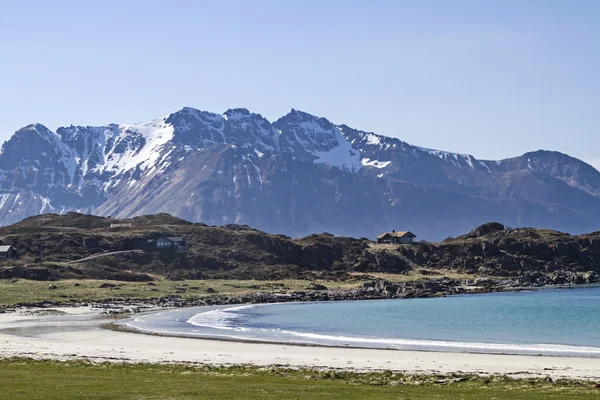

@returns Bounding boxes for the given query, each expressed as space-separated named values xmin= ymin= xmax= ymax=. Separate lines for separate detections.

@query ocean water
xmin=125 ymin=286 xmax=600 ymax=357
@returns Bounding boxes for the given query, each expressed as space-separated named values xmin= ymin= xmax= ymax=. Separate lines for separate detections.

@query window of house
xmin=157 ymin=239 xmax=171 ymax=248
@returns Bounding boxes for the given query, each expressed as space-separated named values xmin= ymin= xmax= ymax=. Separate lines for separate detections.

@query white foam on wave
xmin=275 ymin=330 xmax=600 ymax=356
xmin=186 ymin=305 xmax=258 ymax=331
xmin=183 ymin=305 xmax=600 ymax=357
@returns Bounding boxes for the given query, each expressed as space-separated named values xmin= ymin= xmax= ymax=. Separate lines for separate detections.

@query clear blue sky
xmin=1 ymin=0 xmax=598 ymax=166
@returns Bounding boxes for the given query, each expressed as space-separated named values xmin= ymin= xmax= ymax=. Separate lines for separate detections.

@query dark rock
xmin=584 ymin=271 xmax=599 ymax=283
xmin=83 ymin=238 xmax=99 ymax=250
xmin=306 ymin=283 xmax=328 ymax=291
xmin=474 ymin=278 xmax=495 ymax=286
xmin=463 ymin=222 xmax=505 ymax=239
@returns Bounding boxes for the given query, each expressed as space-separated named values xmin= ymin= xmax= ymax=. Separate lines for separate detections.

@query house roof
xmin=376 ymin=231 xmax=416 ymax=239
xmin=0 ymin=245 xmax=13 ymax=252
xmin=148 ymin=237 xmax=184 ymax=243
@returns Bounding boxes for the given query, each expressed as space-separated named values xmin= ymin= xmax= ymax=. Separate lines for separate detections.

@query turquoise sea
xmin=125 ymin=286 xmax=600 ymax=357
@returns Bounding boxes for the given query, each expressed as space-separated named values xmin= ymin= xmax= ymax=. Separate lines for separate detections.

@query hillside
xmin=1 ymin=108 xmax=600 ymax=240
xmin=0 ymin=213 xmax=408 ymax=281
xmin=0 ymin=214 xmax=598 ymax=287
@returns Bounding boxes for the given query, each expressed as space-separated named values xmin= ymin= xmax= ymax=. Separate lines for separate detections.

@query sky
xmin=1 ymin=0 xmax=599 ymax=167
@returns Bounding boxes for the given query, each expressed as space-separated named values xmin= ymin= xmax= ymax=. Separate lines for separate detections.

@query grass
xmin=0 ymin=278 xmax=362 ymax=307
xmin=0 ymin=359 xmax=598 ymax=400
xmin=0 ymin=267 xmax=498 ymax=307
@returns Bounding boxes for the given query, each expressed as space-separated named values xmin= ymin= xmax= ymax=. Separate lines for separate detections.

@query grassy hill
xmin=0 ymin=214 xmax=598 ymax=289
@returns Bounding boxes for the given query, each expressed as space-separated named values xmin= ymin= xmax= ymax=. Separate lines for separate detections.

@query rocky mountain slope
xmin=1 ymin=108 xmax=600 ymax=240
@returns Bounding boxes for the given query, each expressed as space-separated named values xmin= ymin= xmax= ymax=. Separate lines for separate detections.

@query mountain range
xmin=1 ymin=107 xmax=599 ymax=241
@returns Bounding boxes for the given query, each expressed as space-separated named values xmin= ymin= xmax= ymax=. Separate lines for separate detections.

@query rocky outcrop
xmin=458 ymin=222 xmax=505 ymax=239
xmin=399 ymin=223 xmax=600 ymax=285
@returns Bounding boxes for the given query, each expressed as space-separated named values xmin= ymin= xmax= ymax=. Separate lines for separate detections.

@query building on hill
xmin=377 ymin=230 xmax=416 ymax=245
xmin=135 ymin=236 xmax=186 ymax=252
xmin=0 ymin=245 xmax=16 ymax=260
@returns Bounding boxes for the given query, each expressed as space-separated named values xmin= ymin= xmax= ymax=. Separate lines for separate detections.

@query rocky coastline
xmin=4 ymin=274 xmax=598 ymax=314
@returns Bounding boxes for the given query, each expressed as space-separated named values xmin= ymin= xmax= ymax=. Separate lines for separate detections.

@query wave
xmin=274 ymin=330 xmax=600 ymax=356
xmin=183 ymin=305 xmax=600 ymax=357
xmin=186 ymin=304 xmax=259 ymax=331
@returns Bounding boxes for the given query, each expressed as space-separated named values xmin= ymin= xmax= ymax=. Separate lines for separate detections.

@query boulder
xmin=83 ymin=238 xmax=99 ymax=250
xmin=584 ymin=271 xmax=600 ymax=283
xmin=306 ymin=282 xmax=328 ymax=291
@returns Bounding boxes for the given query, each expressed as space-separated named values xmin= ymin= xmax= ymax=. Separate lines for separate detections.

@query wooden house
xmin=376 ymin=230 xmax=416 ymax=244
xmin=134 ymin=236 xmax=186 ymax=251
xmin=0 ymin=245 xmax=16 ymax=260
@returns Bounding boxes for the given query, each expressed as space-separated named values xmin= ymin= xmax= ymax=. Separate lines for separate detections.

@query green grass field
xmin=0 ymin=359 xmax=598 ymax=400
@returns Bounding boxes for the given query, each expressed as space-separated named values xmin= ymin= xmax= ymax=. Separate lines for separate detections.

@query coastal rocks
xmin=584 ymin=271 xmax=600 ymax=283
xmin=515 ymin=270 xmax=600 ymax=286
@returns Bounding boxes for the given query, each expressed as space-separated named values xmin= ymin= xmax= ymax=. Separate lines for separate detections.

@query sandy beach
xmin=0 ymin=307 xmax=598 ymax=380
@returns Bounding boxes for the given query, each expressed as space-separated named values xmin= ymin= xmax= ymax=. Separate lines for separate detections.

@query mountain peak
xmin=223 ymin=108 xmax=252 ymax=120
xmin=284 ymin=108 xmax=318 ymax=121
xmin=17 ymin=123 xmax=52 ymax=134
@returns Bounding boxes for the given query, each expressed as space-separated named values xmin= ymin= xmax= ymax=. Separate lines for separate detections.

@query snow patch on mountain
xmin=102 ymin=117 xmax=175 ymax=174
xmin=361 ymin=158 xmax=391 ymax=169
xmin=365 ymin=133 xmax=382 ymax=146
xmin=312 ymin=127 xmax=360 ymax=171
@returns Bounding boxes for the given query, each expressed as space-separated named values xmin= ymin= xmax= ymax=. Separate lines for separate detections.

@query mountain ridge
xmin=1 ymin=106 xmax=599 ymax=240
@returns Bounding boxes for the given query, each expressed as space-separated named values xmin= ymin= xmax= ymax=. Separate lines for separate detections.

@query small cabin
xmin=377 ymin=230 xmax=417 ymax=245
xmin=0 ymin=245 xmax=16 ymax=260
xmin=147 ymin=236 xmax=186 ymax=251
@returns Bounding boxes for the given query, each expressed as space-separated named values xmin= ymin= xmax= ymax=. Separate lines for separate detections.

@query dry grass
xmin=0 ymin=278 xmax=361 ymax=306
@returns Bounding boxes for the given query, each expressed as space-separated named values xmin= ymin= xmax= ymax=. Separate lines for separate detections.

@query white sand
xmin=0 ymin=308 xmax=598 ymax=380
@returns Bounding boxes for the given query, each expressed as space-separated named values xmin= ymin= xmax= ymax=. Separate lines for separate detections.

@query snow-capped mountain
xmin=2 ymin=107 xmax=600 ymax=240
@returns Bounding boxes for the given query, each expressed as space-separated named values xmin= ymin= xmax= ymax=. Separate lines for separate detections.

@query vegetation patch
xmin=1 ymin=358 xmax=598 ymax=400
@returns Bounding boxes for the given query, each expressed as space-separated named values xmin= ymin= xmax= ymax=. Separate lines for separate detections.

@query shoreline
xmin=118 ymin=299 xmax=600 ymax=359
xmin=0 ymin=305 xmax=599 ymax=380
xmin=113 ymin=321 xmax=600 ymax=359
